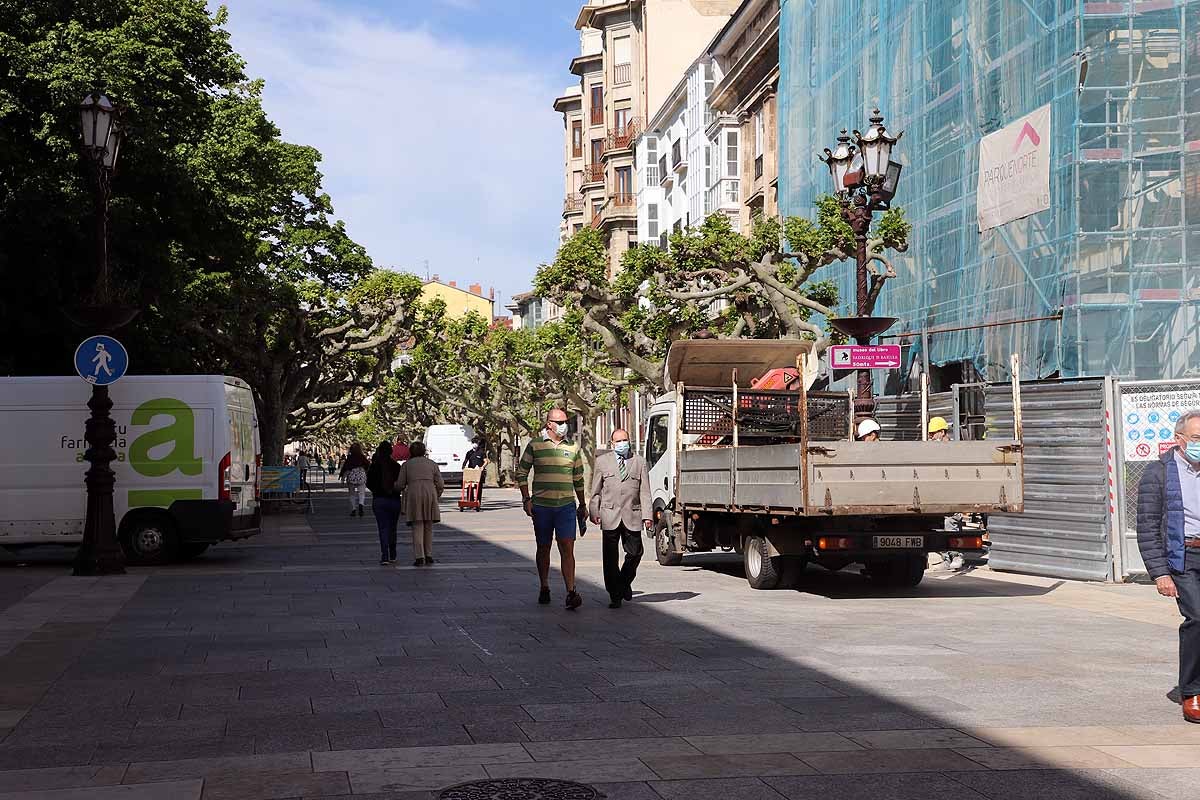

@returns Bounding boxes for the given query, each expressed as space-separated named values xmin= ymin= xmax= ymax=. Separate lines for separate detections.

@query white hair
xmin=1176 ymin=410 xmax=1200 ymax=433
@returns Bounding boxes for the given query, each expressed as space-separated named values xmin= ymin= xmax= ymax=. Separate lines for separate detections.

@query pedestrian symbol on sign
xmin=73 ymin=335 xmax=128 ymax=387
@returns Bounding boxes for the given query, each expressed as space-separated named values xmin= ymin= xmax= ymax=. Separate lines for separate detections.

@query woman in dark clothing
xmin=367 ymin=441 xmax=403 ymax=565
xmin=339 ymin=442 xmax=370 ymax=517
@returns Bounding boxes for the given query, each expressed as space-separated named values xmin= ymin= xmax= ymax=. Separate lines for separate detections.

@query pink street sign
xmin=829 ymin=344 xmax=902 ymax=370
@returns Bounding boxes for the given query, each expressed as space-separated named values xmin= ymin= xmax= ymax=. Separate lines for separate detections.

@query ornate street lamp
xmin=72 ymin=91 xmax=129 ymax=576
xmin=819 ymin=109 xmax=905 ymax=410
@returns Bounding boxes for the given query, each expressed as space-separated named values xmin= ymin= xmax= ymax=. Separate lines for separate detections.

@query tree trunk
xmin=257 ymin=383 xmax=288 ymax=465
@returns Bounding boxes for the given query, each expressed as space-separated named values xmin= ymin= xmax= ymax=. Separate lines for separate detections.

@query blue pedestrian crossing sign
xmin=74 ymin=335 xmax=128 ymax=386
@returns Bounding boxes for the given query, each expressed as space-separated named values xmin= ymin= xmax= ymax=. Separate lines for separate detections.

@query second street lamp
xmin=819 ymin=109 xmax=904 ymax=411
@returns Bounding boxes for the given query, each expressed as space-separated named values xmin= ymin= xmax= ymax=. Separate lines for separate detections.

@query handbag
xmin=346 ymin=466 xmax=367 ymax=487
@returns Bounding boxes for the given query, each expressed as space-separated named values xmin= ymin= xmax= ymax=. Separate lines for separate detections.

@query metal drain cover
xmin=439 ymin=778 xmax=603 ymax=800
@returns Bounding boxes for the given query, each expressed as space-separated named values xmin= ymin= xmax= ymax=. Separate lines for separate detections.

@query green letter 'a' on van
xmin=129 ymin=399 xmax=203 ymax=477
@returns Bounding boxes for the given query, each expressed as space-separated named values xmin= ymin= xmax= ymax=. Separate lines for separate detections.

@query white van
xmin=0 ymin=376 xmax=261 ymax=563
xmin=422 ymin=424 xmax=476 ymax=485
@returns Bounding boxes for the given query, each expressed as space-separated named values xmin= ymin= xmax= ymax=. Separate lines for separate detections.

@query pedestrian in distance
xmin=395 ymin=441 xmax=444 ymax=566
xmin=462 ymin=435 xmax=489 ymax=506
xmin=856 ymin=419 xmax=881 ymax=442
xmin=297 ymin=450 xmax=310 ymax=488
xmin=367 ymin=441 xmax=403 ymax=565
xmin=589 ymin=428 xmax=652 ymax=609
xmin=1137 ymin=410 xmax=1200 ymax=724
xmin=517 ymin=408 xmax=587 ymax=610
xmin=339 ymin=442 xmax=370 ymax=517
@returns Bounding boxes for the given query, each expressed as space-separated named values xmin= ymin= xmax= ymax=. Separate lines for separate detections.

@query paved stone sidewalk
xmin=1 ymin=488 xmax=1197 ymax=799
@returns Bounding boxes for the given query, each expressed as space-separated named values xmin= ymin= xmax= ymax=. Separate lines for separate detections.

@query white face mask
xmin=548 ymin=421 xmax=568 ymax=438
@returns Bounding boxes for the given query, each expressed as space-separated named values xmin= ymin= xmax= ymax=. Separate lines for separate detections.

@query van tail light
xmin=219 ymin=452 xmax=232 ymax=502
xmin=254 ymin=454 xmax=262 ymax=500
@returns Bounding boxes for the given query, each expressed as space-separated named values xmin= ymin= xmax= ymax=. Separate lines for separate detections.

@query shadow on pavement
xmin=0 ymin=490 xmax=1179 ymax=800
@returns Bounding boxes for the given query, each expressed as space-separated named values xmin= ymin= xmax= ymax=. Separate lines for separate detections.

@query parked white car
xmin=0 ymin=375 xmax=261 ymax=563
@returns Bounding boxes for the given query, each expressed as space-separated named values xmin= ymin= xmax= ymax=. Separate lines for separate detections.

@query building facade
xmin=419 ymin=279 xmax=495 ymax=320
xmin=778 ymin=0 xmax=1200 ymax=384
xmin=708 ymin=0 xmax=779 ymax=232
xmin=506 ymin=291 xmax=564 ymax=331
xmin=559 ymin=0 xmax=741 ymax=275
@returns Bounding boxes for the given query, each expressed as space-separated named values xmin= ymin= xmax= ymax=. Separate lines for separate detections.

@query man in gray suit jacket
xmin=589 ymin=428 xmax=653 ymax=609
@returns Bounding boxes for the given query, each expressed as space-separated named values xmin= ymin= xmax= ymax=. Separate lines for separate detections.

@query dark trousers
xmin=1176 ymin=548 xmax=1200 ymax=697
xmin=372 ymin=496 xmax=403 ymax=560
xmin=602 ymin=524 xmax=644 ymax=601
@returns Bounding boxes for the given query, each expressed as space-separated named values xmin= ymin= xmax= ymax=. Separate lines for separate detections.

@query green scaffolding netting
xmin=779 ymin=0 xmax=1200 ymax=383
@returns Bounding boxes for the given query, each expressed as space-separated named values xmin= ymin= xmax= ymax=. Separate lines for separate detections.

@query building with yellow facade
xmin=420 ymin=278 xmax=495 ymax=320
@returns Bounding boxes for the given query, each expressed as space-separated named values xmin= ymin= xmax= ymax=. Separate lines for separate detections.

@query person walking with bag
xmin=395 ymin=441 xmax=444 ymax=566
xmin=367 ymin=441 xmax=403 ymax=565
xmin=589 ymin=428 xmax=652 ymax=609
xmin=339 ymin=442 xmax=370 ymax=517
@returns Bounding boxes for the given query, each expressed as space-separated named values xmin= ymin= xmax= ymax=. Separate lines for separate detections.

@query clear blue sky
xmin=221 ymin=0 xmax=582 ymax=311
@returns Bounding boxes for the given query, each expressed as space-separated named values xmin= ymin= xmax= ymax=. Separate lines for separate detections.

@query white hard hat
xmin=857 ymin=419 xmax=881 ymax=439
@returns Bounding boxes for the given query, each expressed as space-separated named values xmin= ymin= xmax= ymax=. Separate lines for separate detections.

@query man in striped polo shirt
xmin=517 ymin=407 xmax=587 ymax=609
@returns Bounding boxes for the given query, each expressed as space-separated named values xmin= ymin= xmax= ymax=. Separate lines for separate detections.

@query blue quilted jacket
xmin=1136 ymin=451 xmax=1187 ymax=579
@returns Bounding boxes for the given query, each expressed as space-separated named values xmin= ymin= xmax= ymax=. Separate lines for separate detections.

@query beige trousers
xmin=412 ymin=521 xmax=434 ymax=560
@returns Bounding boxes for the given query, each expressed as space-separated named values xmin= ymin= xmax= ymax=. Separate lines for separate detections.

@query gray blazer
xmin=589 ymin=452 xmax=653 ymax=532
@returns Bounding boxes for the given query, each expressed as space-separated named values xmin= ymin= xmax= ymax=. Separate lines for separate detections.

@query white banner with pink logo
xmin=976 ymin=104 xmax=1051 ymax=231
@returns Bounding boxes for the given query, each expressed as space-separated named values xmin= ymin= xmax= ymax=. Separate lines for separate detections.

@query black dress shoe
xmin=413 ymin=559 xmax=424 ymax=567
xmin=609 ymin=598 xmax=622 ymax=609
xmin=424 ymin=557 xmax=434 ymax=565
xmin=538 ymin=588 xmax=551 ymax=605
xmin=623 ymin=586 xmax=633 ymax=601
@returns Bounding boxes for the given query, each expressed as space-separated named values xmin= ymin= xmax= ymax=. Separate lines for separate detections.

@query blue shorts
xmin=532 ymin=502 xmax=577 ymax=546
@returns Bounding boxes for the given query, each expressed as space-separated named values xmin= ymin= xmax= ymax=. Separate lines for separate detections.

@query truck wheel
xmin=654 ymin=515 xmax=683 ymax=566
xmin=744 ymin=535 xmax=781 ymax=590
xmin=120 ymin=514 xmax=177 ymax=565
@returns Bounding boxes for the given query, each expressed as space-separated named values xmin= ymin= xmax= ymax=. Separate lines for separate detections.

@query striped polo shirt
xmin=517 ymin=437 xmax=585 ymax=508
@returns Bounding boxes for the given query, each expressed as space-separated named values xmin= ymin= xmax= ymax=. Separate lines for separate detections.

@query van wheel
xmin=177 ymin=543 xmax=210 ymax=560
xmin=744 ymin=535 xmax=782 ymax=590
xmin=120 ymin=514 xmax=177 ymax=565
xmin=654 ymin=514 xmax=683 ymax=566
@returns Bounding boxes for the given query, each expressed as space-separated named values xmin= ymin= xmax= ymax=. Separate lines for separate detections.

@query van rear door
xmin=224 ymin=381 xmax=259 ymax=520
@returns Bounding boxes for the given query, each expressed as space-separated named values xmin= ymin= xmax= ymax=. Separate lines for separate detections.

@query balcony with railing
xmin=562 ymin=193 xmax=585 ymax=217
xmin=604 ymin=117 xmax=643 ymax=155
xmin=583 ymin=164 xmax=605 ymax=184
xmin=613 ymin=62 xmax=631 ymax=85
xmin=598 ymin=193 xmax=636 ymax=227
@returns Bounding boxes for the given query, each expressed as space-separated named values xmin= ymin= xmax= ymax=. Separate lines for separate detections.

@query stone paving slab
xmin=0 ymin=491 xmax=1193 ymax=799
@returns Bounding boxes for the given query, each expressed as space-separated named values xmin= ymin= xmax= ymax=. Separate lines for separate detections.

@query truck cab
xmin=643 ymin=340 xmax=1024 ymax=590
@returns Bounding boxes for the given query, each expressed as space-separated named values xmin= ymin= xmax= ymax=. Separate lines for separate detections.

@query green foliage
xmin=875 ymin=206 xmax=911 ymax=252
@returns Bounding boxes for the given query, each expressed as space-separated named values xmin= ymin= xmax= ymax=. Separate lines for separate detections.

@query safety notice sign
xmin=1119 ymin=386 xmax=1200 ymax=461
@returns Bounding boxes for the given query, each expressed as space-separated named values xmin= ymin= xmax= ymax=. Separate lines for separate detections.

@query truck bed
xmin=679 ymin=440 xmax=1023 ymax=516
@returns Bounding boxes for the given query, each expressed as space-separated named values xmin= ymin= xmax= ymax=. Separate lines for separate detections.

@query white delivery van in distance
xmin=0 ymin=376 xmax=261 ymax=563
xmin=423 ymin=424 xmax=475 ymax=485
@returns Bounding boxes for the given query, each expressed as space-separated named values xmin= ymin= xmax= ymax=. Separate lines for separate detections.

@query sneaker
xmin=379 ymin=557 xmax=389 ymax=566
xmin=413 ymin=559 xmax=424 ymax=567
xmin=565 ymin=590 xmax=582 ymax=610
xmin=424 ymin=557 xmax=435 ymax=565
xmin=538 ymin=588 xmax=551 ymax=605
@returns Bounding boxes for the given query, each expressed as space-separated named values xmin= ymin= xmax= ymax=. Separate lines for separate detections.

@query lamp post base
xmin=73 ymin=385 xmax=126 ymax=576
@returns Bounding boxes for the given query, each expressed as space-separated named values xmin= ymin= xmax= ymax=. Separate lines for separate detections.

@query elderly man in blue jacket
xmin=1138 ymin=410 xmax=1200 ymax=724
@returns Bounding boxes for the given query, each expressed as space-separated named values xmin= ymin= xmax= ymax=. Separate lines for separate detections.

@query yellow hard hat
xmin=928 ymin=416 xmax=950 ymax=435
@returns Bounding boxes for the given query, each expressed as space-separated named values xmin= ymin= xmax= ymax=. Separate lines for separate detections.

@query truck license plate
xmin=873 ymin=535 xmax=924 ymax=549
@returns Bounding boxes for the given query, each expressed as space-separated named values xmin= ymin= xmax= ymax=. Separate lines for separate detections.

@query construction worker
xmin=928 ymin=416 xmax=951 ymax=442
xmin=928 ymin=416 xmax=965 ymax=569
xmin=856 ymin=419 xmax=881 ymax=442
